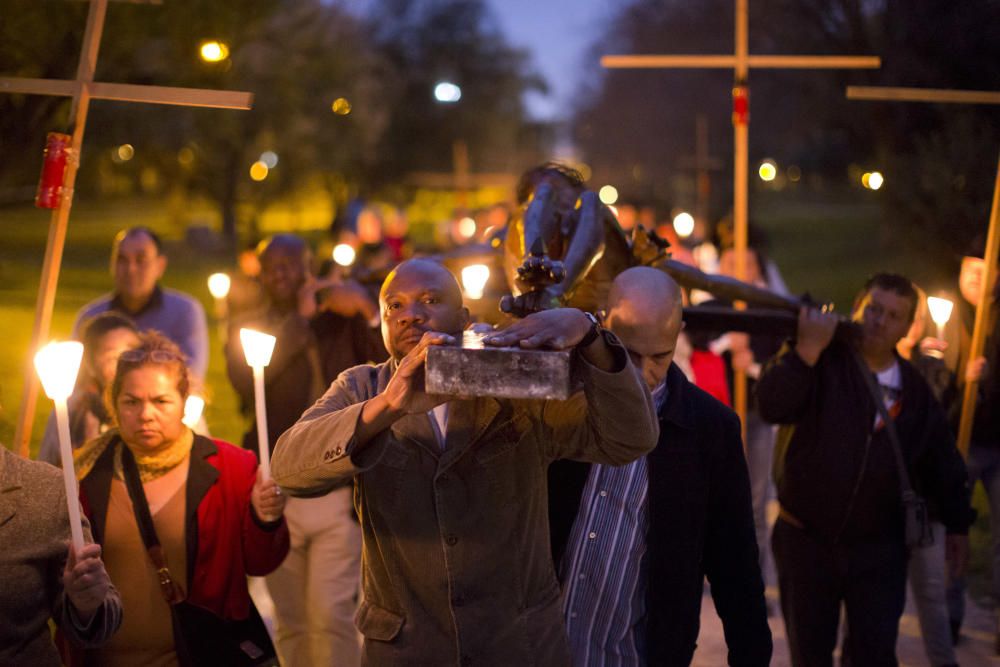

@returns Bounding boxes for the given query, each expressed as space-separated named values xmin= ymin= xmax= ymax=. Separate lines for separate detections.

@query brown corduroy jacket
xmin=272 ymin=333 xmax=658 ymax=666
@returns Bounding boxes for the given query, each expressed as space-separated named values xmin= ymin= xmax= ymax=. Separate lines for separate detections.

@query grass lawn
xmin=0 ymin=197 xmax=247 ymax=452
xmin=0 ymin=189 xmax=993 ymax=603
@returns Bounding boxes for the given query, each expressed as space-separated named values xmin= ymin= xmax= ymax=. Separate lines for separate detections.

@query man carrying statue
xmin=271 ymin=258 xmax=658 ymax=665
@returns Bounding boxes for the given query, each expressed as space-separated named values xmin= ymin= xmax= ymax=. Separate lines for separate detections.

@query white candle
xmin=34 ymin=341 xmax=85 ymax=551
xmin=240 ymin=328 xmax=276 ymax=479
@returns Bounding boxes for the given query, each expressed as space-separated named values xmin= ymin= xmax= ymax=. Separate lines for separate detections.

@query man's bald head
xmin=379 ymin=259 xmax=469 ymax=359
xmin=605 ymin=267 xmax=685 ymax=390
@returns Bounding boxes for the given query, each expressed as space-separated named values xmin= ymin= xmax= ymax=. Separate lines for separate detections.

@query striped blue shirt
xmin=560 ymin=384 xmax=665 ymax=667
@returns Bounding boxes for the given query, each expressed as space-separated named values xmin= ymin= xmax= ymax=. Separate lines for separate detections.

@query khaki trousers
xmin=267 ymin=487 xmax=362 ymax=666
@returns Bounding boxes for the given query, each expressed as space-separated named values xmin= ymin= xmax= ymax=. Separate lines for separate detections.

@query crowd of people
xmin=1 ymin=162 xmax=997 ymax=667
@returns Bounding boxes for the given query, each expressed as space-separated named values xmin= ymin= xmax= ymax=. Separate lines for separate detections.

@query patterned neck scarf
xmin=75 ymin=427 xmax=194 ymax=483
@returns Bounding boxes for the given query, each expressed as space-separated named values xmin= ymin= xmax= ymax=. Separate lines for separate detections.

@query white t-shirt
xmin=874 ymin=361 xmax=902 ymax=430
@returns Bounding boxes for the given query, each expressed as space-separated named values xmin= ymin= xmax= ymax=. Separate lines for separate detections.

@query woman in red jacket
xmin=74 ymin=331 xmax=289 ymax=665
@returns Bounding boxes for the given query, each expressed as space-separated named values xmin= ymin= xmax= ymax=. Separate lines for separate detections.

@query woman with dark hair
xmin=73 ymin=331 xmax=288 ymax=665
xmin=39 ymin=312 xmax=140 ymax=465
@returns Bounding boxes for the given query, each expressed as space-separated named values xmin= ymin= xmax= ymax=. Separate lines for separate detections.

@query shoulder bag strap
xmin=850 ymin=350 xmax=914 ymax=496
xmin=119 ymin=444 xmax=187 ymax=604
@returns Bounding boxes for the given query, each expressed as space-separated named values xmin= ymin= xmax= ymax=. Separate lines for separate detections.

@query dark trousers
xmin=772 ymin=518 xmax=907 ymax=667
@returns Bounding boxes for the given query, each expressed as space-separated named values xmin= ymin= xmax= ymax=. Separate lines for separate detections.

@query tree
xmin=572 ymin=0 xmax=1000 ymax=256
xmin=0 ymin=0 xmax=386 ymax=239
xmin=364 ymin=0 xmax=549 ymax=192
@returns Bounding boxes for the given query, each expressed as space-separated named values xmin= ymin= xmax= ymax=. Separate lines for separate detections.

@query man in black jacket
xmin=549 ymin=267 xmax=772 ymax=666
xmin=757 ymin=273 xmax=973 ymax=666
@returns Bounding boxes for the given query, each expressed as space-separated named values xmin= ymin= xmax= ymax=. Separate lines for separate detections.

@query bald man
xmin=549 ymin=267 xmax=771 ymax=666
xmin=271 ymin=259 xmax=658 ymax=666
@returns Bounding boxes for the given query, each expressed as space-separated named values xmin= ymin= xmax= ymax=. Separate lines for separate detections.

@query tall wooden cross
xmin=848 ymin=85 xmax=1000 ymax=457
xmin=602 ymin=0 xmax=880 ymax=435
xmin=677 ymin=114 xmax=724 ymax=237
xmin=1 ymin=0 xmax=254 ymax=457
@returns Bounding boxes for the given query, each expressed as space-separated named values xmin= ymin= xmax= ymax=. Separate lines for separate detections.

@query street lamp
xmin=434 ymin=81 xmax=462 ymax=103
xmin=34 ymin=341 xmax=86 ymax=550
xmin=240 ymin=328 xmax=277 ymax=479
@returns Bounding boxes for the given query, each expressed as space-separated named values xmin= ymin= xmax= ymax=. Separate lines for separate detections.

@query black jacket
xmin=548 ymin=364 xmax=772 ymax=666
xmin=757 ymin=339 xmax=973 ymax=545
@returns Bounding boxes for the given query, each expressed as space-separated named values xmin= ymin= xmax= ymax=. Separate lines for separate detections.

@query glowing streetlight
xmin=461 ymin=264 xmax=491 ymax=300
xmin=868 ymin=171 xmax=884 ymax=190
xmin=240 ymin=328 xmax=277 ymax=478
xmin=598 ymin=185 xmax=619 ymax=205
xmin=332 ymin=243 xmax=357 ymax=267
xmin=199 ymin=40 xmax=230 ymax=63
xmin=34 ymin=341 xmax=86 ymax=550
xmin=434 ymin=81 xmax=462 ymax=103
xmin=183 ymin=395 xmax=206 ymax=428
xmin=673 ymin=211 xmax=696 ymax=238
xmin=758 ymin=160 xmax=777 ymax=182
xmin=926 ymin=296 xmax=954 ymax=357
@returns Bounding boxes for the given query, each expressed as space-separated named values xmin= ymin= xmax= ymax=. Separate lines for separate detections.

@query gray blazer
xmin=272 ymin=333 xmax=658 ymax=666
xmin=0 ymin=448 xmax=123 ymax=666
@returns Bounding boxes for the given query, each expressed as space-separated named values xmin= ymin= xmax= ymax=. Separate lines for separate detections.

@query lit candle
xmin=34 ymin=341 xmax=86 ymax=551
xmin=240 ymin=328 xmax=277 ymax=478
xmin=926 ymin=296 xmax=954 ymax=359
xmin=461 ymin=264 xmax=490 ymax=300
xmin=182 ymin=395 xmax=206 ymax=429
xmin=208 ymin=273 xmax=231 ymax=341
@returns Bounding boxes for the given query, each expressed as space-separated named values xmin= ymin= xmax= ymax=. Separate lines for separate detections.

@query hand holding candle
xmin=240 ymin=328 xmax=276 ymax=479
xmin=925 ymin=296 xmax=954 ymax=359
xmin=34 ymin=341 xmax=86 ymax=551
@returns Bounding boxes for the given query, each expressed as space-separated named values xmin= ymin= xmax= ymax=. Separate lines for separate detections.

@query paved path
xmin=693 ymin=583 xmax=1000 ymax=666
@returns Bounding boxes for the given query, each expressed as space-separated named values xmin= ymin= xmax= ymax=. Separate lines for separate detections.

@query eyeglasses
xmin=119 ymin=348 xmax=186 ymax=364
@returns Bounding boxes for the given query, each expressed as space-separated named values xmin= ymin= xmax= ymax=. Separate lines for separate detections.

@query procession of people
xmin=3 ymin=150 xmax=997 ymax=667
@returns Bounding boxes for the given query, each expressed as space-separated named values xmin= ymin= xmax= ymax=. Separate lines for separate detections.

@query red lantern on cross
xmin=732 ymin=84 xmax=749 ymax=127
xmin=35 ymin=133 xmax=73 ymax=209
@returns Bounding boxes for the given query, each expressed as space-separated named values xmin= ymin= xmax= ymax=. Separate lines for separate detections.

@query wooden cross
xmin=2 ymin=0 xmax=254 ymax=457
xmin=677 ymin=114 xmax=724 ymax=236
xmin=602 ymin=0 xmax=880 ymax=436
xmin=848 ymin=85 xmax=1000 ymax=457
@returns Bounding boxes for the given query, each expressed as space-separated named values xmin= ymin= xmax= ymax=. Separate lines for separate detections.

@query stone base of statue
xmin=425 ymin=331 xmax=574 ymax=400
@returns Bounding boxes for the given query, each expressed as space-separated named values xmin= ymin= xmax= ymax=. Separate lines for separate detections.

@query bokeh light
xmin=758 ymin=160 xmax=777 ymax=182
xmin=199 ymin=41 xmax=230 ymax=63
xmin=331 ymin=97 xmax=352 ymax=115
xmin=598 ymin=185 xmax=619 ymax=205
xmin=673 ymin=212 xmax=696 ymax=238
xmin=434 ymin=81 xmax=462 ymax=103
xmin=332 ymin=243 xmax=357 ymax=267
xmin=249 ymin=161 xmax=269 ymax=181
xmin=458 ymin=217 xmax=477 ymax=239
xmin=260 ymin=151 xmax=278 ymax=168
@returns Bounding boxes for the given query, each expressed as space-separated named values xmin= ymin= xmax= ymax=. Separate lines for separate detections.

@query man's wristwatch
xmin=576 ymin=311 xmax=602 ymax=349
